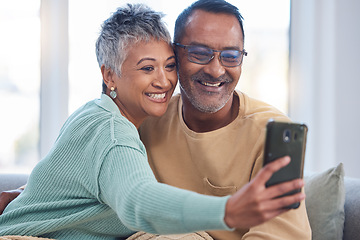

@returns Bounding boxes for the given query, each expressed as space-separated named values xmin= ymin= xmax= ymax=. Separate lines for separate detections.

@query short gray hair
xmin=96 ymin=3 xmax=171 ymax=82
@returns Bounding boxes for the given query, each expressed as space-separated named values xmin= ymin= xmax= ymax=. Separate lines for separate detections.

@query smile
xmin=146 ymin=93 xmax=166 ymax=99
xmin=199 ymin=81 xmax=224 ymax=87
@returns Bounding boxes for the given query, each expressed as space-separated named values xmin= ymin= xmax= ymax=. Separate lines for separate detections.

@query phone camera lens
xmin=283 ymin=129 xmax=291 ymax=143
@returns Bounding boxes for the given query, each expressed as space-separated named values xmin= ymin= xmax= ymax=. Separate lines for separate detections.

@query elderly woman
xmin=0 ymin=3 xmax=303 ymax=240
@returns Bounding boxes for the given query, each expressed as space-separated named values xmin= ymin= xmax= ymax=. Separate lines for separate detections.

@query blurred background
xmin=0 ymin=0 xmax=359 ymax=178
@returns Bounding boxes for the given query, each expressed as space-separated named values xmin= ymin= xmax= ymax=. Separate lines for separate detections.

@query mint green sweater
xmin=0 ymin=94 xmax=230 ymax=240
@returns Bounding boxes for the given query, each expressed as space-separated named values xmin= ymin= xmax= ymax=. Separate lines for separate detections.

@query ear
xmin=101 ymin=65 xmax=115 ymax=89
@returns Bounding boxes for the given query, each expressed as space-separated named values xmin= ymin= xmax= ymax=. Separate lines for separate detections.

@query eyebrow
xmin=136 ymin=55 xmax=176 ymax=65
xmin=188 ymin=41 xmax=241 ymax=51
xmin=137 ymin=58 xmax=155 ymax=65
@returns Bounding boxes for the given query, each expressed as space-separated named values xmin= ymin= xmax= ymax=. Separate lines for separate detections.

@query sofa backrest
xmin=0 ymin=173 xmax=29 ymax=193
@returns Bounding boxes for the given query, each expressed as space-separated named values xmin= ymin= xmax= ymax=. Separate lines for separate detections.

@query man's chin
xmin=192 ymin=101 xmax=226 ymax=113
xmin=181 ymin=87 xmax=230 ymax=113
xmin=194 ymin=92 xmax=235 ymax=113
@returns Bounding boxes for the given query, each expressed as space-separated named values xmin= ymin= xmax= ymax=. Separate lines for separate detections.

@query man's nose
xmin=202 ymin=54 xmax=226 ymax=78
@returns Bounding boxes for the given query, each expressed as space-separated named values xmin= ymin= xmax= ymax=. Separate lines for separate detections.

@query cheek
xmin=229 ymin=67 xmax=242 ymax=83
xmin=178 ymin=61 xmax=199 ymax=80
xmin=169 ymin=71 xmax=178 ymax=85
xmin=120 ymin=76 xmax=147 ymax=97
xmin=178 ymin=55 xmax=193 ymax=73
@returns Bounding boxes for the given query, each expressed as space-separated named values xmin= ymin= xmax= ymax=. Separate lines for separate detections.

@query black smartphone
xmin=263 ymin=120 xmax=308 ymax=209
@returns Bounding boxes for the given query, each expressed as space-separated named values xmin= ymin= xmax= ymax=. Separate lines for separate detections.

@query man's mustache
xmin=191 ymin=72 xmax=232 ymax=83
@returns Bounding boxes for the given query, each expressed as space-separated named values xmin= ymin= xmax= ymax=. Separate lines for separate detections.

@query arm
xmin=98 ymin=146 xmax=229 ymax=234
xmin=0 ymin=186 xmax=25 ymax=215
xmin=99 ymin=146 xmax=304 ymax=234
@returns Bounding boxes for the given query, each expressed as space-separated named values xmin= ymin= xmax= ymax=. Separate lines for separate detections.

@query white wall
xmin=40 ymin=0 xmax=69 ymax=158
xmin=289 ymin=0 xmax=360 ymax=178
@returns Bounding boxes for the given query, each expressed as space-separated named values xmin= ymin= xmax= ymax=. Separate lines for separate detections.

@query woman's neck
xmin=112 ymin=97 xmax=144 ymax=129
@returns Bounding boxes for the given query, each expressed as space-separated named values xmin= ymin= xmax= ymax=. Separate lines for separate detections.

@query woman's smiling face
xmin=112 ymin=40 xmax=177 ymax=126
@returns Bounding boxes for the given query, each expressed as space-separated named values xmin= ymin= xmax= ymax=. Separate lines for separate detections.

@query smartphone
xmin=263 ymin=120 xmax=308 ymax=209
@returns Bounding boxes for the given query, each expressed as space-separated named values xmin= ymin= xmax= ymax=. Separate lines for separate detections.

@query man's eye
xmin=222 ymin=56 xmax=238 ymax=63
xmin=221 ymin=51 xmax=241 ymax=62
xmin=190 ymin=52 xmax=211 ymax=60
xmin=193 ymin=51 xmax=209 ymax=56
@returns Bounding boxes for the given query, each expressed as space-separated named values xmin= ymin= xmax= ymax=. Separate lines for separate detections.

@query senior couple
xmin=0 ymin=0 xmax=311 ymax=239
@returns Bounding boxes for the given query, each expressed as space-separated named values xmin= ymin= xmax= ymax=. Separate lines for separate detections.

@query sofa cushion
xmin=304 ymin=163 xmax=345 ymax=240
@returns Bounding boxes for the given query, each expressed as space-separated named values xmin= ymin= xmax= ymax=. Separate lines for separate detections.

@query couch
xmin=303 ymin=163 xmax=360 ymax=240
xmin=0 ymin=165 xmax=359 ymax=240
xmin=342 ymin=177 xmax=360 ymax=240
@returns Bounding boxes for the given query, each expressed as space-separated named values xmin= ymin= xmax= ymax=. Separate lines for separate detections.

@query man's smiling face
xmin=176 ymin=10 xmax=244 ymax=113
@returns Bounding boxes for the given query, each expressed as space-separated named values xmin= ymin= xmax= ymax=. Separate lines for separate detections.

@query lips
xmin=192 ymin=72 xmax=230 ymax=89
xmin=199 ymin=81 xmax=224 ymax=87
xmin=146 ymin=92 xmax=166 ymax=99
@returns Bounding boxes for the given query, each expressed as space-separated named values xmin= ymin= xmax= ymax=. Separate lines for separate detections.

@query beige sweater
xmin=139 ymin=91 xmax=311 ymax=240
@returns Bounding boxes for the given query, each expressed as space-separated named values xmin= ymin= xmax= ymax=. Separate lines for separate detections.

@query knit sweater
xmin=0 ymin=94 xmax=230 ymax=240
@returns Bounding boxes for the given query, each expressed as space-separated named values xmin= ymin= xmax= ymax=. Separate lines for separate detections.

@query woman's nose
xmin=152 ymin=69 xmax=172 ymax=89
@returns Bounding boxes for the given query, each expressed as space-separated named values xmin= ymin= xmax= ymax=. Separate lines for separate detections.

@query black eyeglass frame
xmin=174 ymin=42 xmax=247 ymax=67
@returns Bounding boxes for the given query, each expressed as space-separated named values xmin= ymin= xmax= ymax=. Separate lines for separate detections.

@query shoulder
xmin=234 ymin=91 xmax=290 ymax=134
xmin=62 ymin=98 xmax=142 ymax=150
xmin=238 ymin=91 xmax=290 ymax=122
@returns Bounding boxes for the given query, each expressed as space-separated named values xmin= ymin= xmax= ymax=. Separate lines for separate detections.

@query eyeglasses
xmin=174 ymin=43 xmax=247 ymax=67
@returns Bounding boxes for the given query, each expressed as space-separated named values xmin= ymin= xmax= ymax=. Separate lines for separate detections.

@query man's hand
xmin=0 ymin=189 xmax=23 ymax=215
xmin=224 ymin=156 xmax=305 ymax=229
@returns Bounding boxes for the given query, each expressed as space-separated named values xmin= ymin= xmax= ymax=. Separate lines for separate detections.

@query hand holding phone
xmin=263 ymin=120 xmax=308 ymax=209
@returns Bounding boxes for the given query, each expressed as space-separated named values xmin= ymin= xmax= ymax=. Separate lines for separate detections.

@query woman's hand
xmin=224 ymin=156 xmax=305 ymax=229
xmin=0 ymin=189 xmax=23 ymax=215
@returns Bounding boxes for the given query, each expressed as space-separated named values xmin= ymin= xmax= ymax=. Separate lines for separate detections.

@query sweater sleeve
xmin=98 ymin=145 xmax=231 ymax=235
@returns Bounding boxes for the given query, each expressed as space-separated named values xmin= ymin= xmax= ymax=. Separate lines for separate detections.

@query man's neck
xmin=181 ymin=92 xmax=239 ymax=133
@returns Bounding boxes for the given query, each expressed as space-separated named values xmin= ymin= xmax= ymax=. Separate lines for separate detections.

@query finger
xmin=253 ymin=156 xmax=291 ymax=185
xmin=266 ymin=191 xmax=306 ymax=210
xmin=265 ymin=178 xmax=304 ymax=200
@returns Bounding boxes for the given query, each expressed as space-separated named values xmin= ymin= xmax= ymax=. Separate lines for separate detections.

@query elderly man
xmin=139 ymin=0 xmax=311 ymax=239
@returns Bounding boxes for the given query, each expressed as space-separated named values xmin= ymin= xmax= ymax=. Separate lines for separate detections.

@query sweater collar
xmin=95 ymin=94 xmax=121 ymax=116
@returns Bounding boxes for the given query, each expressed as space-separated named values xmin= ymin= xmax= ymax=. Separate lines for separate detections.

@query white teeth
xmin=201 ymin=81 xmax=221 ymax=87
xmin=147 ymin=93 xmax=166 ymax=99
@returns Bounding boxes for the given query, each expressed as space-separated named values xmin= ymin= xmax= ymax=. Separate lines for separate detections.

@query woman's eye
xmin=140 ymin=66 xmax=154 ymax=72
xmin=166 ymin=63 xmax=176 ymax=71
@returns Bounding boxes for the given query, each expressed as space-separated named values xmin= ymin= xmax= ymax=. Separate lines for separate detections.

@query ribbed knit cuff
xmin=181 ymin=193 xmax=233 ymax=232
